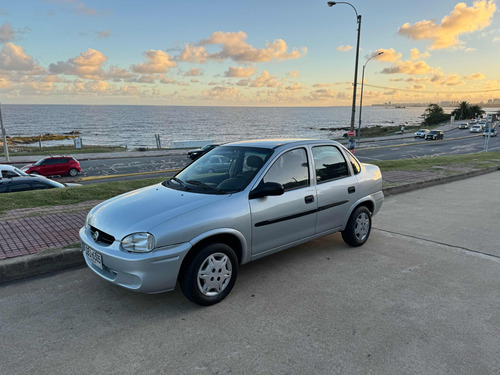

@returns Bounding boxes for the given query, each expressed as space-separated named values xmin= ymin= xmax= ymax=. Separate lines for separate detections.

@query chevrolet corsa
xmin=80 ymin=139 xmax=384 ymax=305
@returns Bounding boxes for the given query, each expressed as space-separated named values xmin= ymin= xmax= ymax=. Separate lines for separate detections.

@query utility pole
xmin=0 ymin=103 xmax=9 ymax=162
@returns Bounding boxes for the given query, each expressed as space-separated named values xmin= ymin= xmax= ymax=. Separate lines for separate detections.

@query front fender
xmin=189 ymin=228 xmax=250 ymax=264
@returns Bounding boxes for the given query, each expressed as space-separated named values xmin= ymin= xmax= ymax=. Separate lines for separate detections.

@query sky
xmin=0 ymin=0 xmax=499 ymax=106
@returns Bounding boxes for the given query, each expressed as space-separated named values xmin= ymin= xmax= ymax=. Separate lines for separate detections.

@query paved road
xmin=1 ymin=172 xmax=499 ymax=374
xmin=69 ymin=132 xmax=499 ymax=183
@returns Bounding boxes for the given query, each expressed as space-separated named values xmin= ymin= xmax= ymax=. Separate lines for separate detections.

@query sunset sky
xmin=0 ymin=0 xmax=499 ymax=106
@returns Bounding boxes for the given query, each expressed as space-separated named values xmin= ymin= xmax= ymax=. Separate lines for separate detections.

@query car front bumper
xmin=79 ymin=227 xmax=192 ymax=294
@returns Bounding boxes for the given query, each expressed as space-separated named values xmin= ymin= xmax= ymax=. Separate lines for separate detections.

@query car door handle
xmin=304 ymin=195 xmax=315 ymax=204
xmin=348 ymin=186 xmax=356 ymax=194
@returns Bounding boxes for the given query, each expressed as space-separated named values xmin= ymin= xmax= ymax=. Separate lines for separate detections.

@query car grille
xmin=90 ymin=226 xmax=115 ymax=245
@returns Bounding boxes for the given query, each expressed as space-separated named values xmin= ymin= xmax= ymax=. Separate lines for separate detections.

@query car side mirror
xmin=249 ymin=182 xmax=284 ymax=199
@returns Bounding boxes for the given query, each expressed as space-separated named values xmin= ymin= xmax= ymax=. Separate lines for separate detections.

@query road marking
xmin=358 ymin=134 xmax=482 ymax=151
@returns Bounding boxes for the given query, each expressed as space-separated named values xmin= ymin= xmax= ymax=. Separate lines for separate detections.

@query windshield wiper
xmin=165 ymin=177 xmax=189 ymax=190
xmin=186 ymin=180 xmax=224 ymax=194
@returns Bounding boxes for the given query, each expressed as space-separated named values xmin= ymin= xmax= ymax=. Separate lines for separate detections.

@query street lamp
xmin=358 ymin=51 xmax=383 ymax=141
xmin=327 ymin=1 xmax=361 ymax=137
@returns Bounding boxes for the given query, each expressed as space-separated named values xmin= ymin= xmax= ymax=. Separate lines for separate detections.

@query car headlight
xmin=85 ymin=212 xmax=92 ymax=229
xmin=121 ymin=232 xmax=155 ymax=253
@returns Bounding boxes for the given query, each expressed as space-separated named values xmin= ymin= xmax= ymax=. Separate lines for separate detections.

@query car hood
xmin=88 ymin=183 xmax=229 ymax=240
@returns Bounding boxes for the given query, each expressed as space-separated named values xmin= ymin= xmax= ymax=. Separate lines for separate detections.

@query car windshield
xmin=418 ymin=129 xmax=427 ymax=132
xmin=34 ymin=158 xmax=47 ymax=166
xmin=14 ymin=167 xmax=28 ymax=176
xmin=164 ymin=146 xmax=273 ymax=194
xmin=201 ymin=144 xmax=215 ymax=151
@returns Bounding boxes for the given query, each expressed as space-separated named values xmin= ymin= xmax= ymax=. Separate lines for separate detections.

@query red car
xmin=22 ymin=156 xmax=81 ymax=177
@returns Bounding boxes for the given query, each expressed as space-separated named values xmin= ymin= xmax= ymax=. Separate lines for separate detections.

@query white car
xmin=0 ymin=164 xmax=29 ymax=179
xmin=414 ymin=129 xmax=430 ymax=138
xmin=470 ymin=125 xmax=482 ymax=133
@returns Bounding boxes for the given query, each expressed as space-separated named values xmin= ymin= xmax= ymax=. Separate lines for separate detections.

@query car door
xmin=312 ymin=145 xmax=360 ymax=234
xmin=249 ymin=148 xmax=317 ymax=256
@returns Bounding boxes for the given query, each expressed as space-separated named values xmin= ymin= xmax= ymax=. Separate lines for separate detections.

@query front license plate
xmin=85 ymin=245 xmax=103 ymax=269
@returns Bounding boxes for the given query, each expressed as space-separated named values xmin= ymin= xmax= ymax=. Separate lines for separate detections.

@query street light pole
xmin=327 ymin=1 xmax=361 ymax=135
xmin=358 ymin=51 xmax=383 ymax=141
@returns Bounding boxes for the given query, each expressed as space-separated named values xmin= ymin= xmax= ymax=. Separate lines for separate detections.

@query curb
xmin=1 ymin=166 xmax=499 ymax=284
xmin=0 ymin=248 xmax=84 ymax=283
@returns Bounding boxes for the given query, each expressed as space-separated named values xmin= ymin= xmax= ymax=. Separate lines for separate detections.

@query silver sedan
xmin=80 ymin=139 xmax=384 ymax=305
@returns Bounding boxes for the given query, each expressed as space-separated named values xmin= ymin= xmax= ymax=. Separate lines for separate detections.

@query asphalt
xmin=0 ymin=121 xmax=498 ymax=283
xmin=2 ymin=171 xmax=500 ymax=375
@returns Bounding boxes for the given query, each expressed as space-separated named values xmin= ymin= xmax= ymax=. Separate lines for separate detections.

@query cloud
xmin=374 ymin=48 xmax=402 ymax=62
xmin=49 ymin=48 xmax=107 ymax=79
xmin=0 ymin=43 xmax=44 ymax=74
xmin=200 ymin=31 xmax=305 ymax=63
xmin=306 ymin=89 xmax=346 ymax=101
xmin=202 ymin=86 xmax=242 ymax=100
xmin=381 ymin=60 xmax=434 ymax=75
xmin=398 ymin=0 xmax=497 ymax=49
xmin=464 ymin=47 xmax=476 ymax=52
xmin=286 ymin=83 xmax=302 ymax=91
xmin=463 ymin=73 xmax=485 ymax=80
xmin=288 ymin=70 xmax=299 ymax=78
xmin=430 ymin=73 xmax=465 ymax=86
xmin=0 ymin=23 xmax=14 ymax=43
xmin=96 ymin=30 xmax=110 ymax=39
xmin=312 ymin=83 xmax=334 ymax=88
xmin=131 ymin=49 xmax=176 ymax=74
xmin=410 ymin=48 xmax=430 ymax=60
xmin=494 ymin=37 xmax=500 ymax=42
xmin=106 ymin=66 xmax=135 ymax=81
xmin=408 ymin=84 xmax=425 ymax=90
xmin=248 ymin=71 xmax=280 ymax=88
xmin=48 ymin=0 xmax=100 ymax=17
xmin=0 ymin=76 xmax=12 ymax=89
xmin=183 ymin=68 xmax=202 ymax=77
xmin=224 ymin=66 xmax=257 ymax=77
xmin=178 ymin=44 xmax=208 ymax=63
xmin=337 ymin=45 xmax=353 ymax=52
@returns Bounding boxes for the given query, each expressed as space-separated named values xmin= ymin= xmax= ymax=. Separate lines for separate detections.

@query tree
xmin=423 ymin=103 xmax=451 ymax=125
xmin=470 ymin=104 xmax=485 ymax=118
xmin=451 ymin=102 xmax=485 ymax=119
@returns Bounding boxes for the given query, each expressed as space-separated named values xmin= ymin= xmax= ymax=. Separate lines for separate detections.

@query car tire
xmin=208 ymin=169 xmax=214 ymax=173
xmin=69 ymin=168 xmax=79 ymax=177
xmin=341 ymin=206 xmax=372 ymax=247
xmin=180 ymin=243 xmax=238 ymax=306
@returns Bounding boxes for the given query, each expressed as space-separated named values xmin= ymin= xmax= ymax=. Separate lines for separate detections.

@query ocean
xmin=0 ymin=104 xmax=484 ymax=149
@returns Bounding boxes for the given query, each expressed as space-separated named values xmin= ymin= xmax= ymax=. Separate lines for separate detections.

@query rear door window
xmin=313 ymin=146 xmax=349 ymax=183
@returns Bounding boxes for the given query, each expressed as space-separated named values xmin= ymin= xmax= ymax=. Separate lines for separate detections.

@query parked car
xmin=0 ymin=175 xmax=72 ymax=193
xmin=469 ymin=125 xmax=482 ymax=133
xmin=425 ymin=130 xmax=444 ymax=140
xmin=483 ymin=127 xmax=497 ymax=137
xmin=469 ymin=119 xmax=478 ymax=124
xmin=187 ymin=144 xmax=219 ymax=160
xmin=458 ymin=123 xmax=469 ymax=129
xmin=80 ymin=139 xmax=384 ymax=305
xmin=21 ymin=156 xmax=81 ymax=177
xmin=0 ymin=164 xmax=29 ymax=179
xmin=194 ymin=154 xmax=231 ymax=174
xmin=414 ymin=129 xmax=430 ymax=138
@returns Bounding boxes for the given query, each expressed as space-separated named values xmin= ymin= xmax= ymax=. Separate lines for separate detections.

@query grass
xmin=0 ymin=177 xmax=164 ymax=214
xmin=0 ymin=144 xmax=127 ymax=157
xmin=1 ymin=152 xmax=499 ymax=214
xmin=370 ymin=151 xmax=500 ymax=171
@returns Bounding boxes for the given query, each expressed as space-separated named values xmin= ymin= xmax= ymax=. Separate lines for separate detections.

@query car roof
xmin=222 ymin=138 xmax=338 ymax=150
xmin=0 ymin=164 xmax=19 ymax=171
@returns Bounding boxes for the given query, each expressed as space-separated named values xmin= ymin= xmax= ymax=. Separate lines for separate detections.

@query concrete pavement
xmin=1 ymin=172 xmax=499 ymax=374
